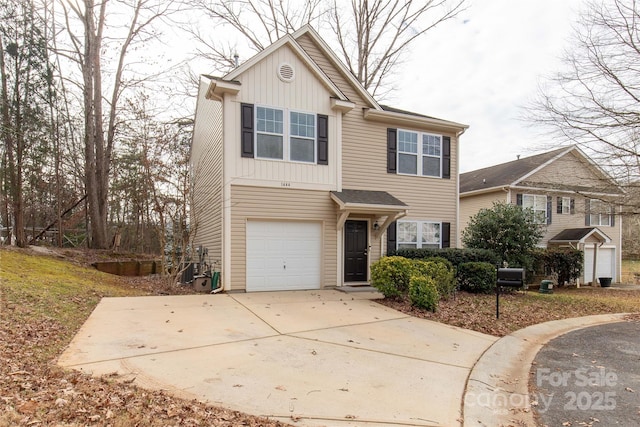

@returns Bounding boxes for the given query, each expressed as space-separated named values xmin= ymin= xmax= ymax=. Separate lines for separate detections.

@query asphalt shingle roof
xmin=330 ymin=189 xmax=407 ymax=207
xmin=460 ymin=147 xmax=569 ymax=194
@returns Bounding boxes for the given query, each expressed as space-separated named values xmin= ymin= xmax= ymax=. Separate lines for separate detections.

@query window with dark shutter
xmin=387 ymin=128 xmax=397 ymax=174
xmin=516 ymin=194 xmax=523 ymax=206
xmin=557 ymin=197 xmax=563 ymax=214
xmin=546 ymin=195 xmax=552 ymax=225
xmin=570 ymin=198 xmax=575 ymax=214
xmin=442 ymin=136 xmax=451 ymax=179
xmin=386 ymin=221 xmax=397 ymax=254
xmin=441 ymin=222 xmax=451 ymax=248
xmin=241 ymin=103 xmax=254 ymax=158
xmin=317 ymin=114 xmax=328 ymax=165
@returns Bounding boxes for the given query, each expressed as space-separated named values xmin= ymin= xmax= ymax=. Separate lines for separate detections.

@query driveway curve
xmin=59 ymin=290 xmax=497 ymax=426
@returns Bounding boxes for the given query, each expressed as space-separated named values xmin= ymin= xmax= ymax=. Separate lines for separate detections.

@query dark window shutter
xmin=516 ymin=194 xmax=523 ymax=206
xmin=441 ymin=222 xmax=451 ymax=248
xmin=241 ymin=103 xmax=254 ymax=158
xmin=387 ymin=128 xmax=397 ymax=174
xmin=386 ymin=221 xmax=397 ymax=254
xmin=442 ymin=136 xmax=451 ymax=179
xmin=317 ymin=114 xmax=328 ymax=165
xmin=585 ymin=199 xmax=591 ymax=226
xmin=570 ymin=198 xmax=575 ymax=214
xmin=546 ymin=195 xmax=552 ymax=225
xmin=557 ymin=197 xmax=562 ymax=214
xmin=611 ymin=205 xmax=615 ymax=227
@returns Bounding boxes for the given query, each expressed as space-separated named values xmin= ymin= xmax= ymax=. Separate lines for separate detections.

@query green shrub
xmin=411 ymin=259 xmax=456 ymax=299
xmin=409 ymin=275 xmax=440 ymax=312
xmin=457 ymin=262 xmax=496 ymax=294
xmin=390 ymin=248 xmax=501 ymax=268
xmin=533 ymin=248 xmax=583 ymax=286
xmin=370 ymin=256 xmax=414 ymax=298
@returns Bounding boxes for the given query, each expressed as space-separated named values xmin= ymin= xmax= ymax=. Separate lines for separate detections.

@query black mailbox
xmin=497 ymin=268 xmax=525 ymax=288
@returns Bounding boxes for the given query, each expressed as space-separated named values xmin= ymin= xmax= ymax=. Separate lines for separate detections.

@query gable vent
xmin=277 ymin=63 xmax=295 ymax=82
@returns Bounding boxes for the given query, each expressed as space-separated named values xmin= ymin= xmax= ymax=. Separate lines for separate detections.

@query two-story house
xmin=191 ymin=25 xmax=468 ymax=292
xmin=459 ymin=146 xmax=623 ymax=284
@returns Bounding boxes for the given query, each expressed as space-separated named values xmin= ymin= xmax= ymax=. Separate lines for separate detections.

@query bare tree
xmin=530 ymin=0 xmax=640 ymax=214
xmin=190 ymin=0 xmax=466 ymax=98
xmin=59 ymin=0 xmax=176 ymax=248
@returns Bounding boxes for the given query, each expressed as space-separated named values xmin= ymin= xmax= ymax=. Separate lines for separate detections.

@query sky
xmin=390 ymin=0 xmax=585 ymax=172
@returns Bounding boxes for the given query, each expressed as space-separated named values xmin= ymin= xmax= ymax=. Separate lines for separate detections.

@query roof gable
xmin=460 ymin=146 xmax=622 ymax=195
xmin=223 ymin=33 xmax=347 ymax=101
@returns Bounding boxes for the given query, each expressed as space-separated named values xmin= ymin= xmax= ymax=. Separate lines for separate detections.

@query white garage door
xmin=584 ymin=247 xmax=616 ymax=283
xmin=246 ymin=221 xmax=322 ymax=292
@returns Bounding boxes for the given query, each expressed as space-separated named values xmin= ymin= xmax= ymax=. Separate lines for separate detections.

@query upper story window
xmin=522 ymin=194 xmax=547 ymax=224
xmin=588 ymin=199 xmax=613 ymax=226
xmin=559 ymin=197 xmax=572 ymax=214
xmin=254 ymin=106 xmax=316 ymax=163
xmin=397 ymin=130 xmax=442 ymax=177
xmin=397 ymin=220 xmax=441 ymax=249
xmin=241 ymin=103 xmax=328 ymax=164
xmin=256 ymin=107 xmax=284 ymax=159
xmin=290 ymin=111 xmax=316 ymax=162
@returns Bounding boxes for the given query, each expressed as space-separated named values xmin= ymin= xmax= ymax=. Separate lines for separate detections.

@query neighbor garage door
xmin=246 ymin=221 xmax=322 ymax=292
xmin=584 ymin=247 xmax=616 ymax=284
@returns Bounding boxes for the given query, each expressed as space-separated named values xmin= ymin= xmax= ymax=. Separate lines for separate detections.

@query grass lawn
xmin=622 ymin=259 xmax=640 ymax=283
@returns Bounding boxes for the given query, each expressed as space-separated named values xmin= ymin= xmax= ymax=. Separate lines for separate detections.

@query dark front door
xmin=344 ymin=220 xmax=368 ymax=282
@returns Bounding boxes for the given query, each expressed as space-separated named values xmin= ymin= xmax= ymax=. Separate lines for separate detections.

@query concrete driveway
xmin=58 ymin=290 xmax=497 ymax=426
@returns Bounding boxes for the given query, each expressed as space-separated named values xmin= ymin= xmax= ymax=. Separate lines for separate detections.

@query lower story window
xmin=397 ymin=221 xmax=441 ymax=249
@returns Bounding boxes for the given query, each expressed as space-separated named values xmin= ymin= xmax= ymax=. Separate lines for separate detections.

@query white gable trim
xmin=292 ymin=25 xmax=380 ymax=110
xmin=511 ymin=146 xmax=575 ymax=187
xmin=224 ymin=34 xmax=348 ymax=101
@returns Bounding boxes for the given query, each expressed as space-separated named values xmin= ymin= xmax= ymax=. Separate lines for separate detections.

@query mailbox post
xmin=496 ymin=267 xmax=525 ymax=319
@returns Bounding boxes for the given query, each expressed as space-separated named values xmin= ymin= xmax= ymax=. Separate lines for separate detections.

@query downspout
xmin=455 ymin=127 xmax=466 ymax=248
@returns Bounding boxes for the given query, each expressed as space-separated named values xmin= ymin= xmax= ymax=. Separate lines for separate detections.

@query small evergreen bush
xmin=370 ymin=256 xmax=414 ymax=298
xmin=409 ymin=275 xmax=440 ymax=312
xmin=457 ymin=262 xmax=496 ymax=294
xmin=411 ymin=258 xmax=456 ymax=299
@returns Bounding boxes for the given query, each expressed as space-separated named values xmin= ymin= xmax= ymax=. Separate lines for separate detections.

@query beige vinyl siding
xmin=298 ymin=33 xmax=460 ymax=245
xmin=227 ymin=44 xmax=338 ymax=189
xmin=191 ymin=80 xmax=224 ymax=265
xmin=522 ymin=151 xmax=608 ymax=188
xmin=229 ymin=185 xmax=337 ymax=291
xmin=459 ymin=191 xmax=508 ymax=243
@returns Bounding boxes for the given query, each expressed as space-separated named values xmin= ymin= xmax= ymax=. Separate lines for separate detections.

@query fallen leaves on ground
xmin=0 ymin=247 xmax=290 ymax=427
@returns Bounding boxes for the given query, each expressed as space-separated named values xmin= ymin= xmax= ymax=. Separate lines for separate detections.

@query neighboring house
xmin=191 ymin=25 xmax=468 ymax=292
xmin=459 ymin=146 xmax=624 ymax=284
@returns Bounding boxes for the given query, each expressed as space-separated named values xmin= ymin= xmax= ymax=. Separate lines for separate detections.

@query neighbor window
xmin=561 ymin=197 xmax=571 ymax=214
xmin=522 ymin=194 xmax=547 ymax=224
xmin=397 ymin=130 xmax=442 ymax=177
xmin=589 ymin=199 xmax=613 ymax=226
xmin=397 ymin=221 xmax=441 ymax=249
xmin=255 ymin=107 xmax=316 ymax=163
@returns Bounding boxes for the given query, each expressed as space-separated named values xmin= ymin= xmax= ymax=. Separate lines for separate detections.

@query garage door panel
xmin=584 ymin=247 xmax=615 ymax=283
xmin=247 ymin=221 xmax=322 ymax=292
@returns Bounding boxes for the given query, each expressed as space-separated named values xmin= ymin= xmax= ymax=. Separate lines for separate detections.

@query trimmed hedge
xmin=457 ymin=262 xmax=496 ymax=294
xmin=411 ymin=258 xmax=456 ymax=300
xmin=409 ymin=275 xmax=439 ymax=312
xmin=390 ymin=248 xmax=501 ymax=268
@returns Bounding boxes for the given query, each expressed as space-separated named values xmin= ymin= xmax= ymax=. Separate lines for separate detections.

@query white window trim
xmin=589 ymin=199 xmax=613 ymax=226
xmin=397 ymin=129 xmax=443 ymax=178
xmin=254 ymin=105 xmax=317 ymax=164
xmin=561 ymin=197 xmax=571 ymax=214
xmin=523 ymin=194 xmax=547 ymax=224
xmin=397 ymin=220 xmax=442 ymax=249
